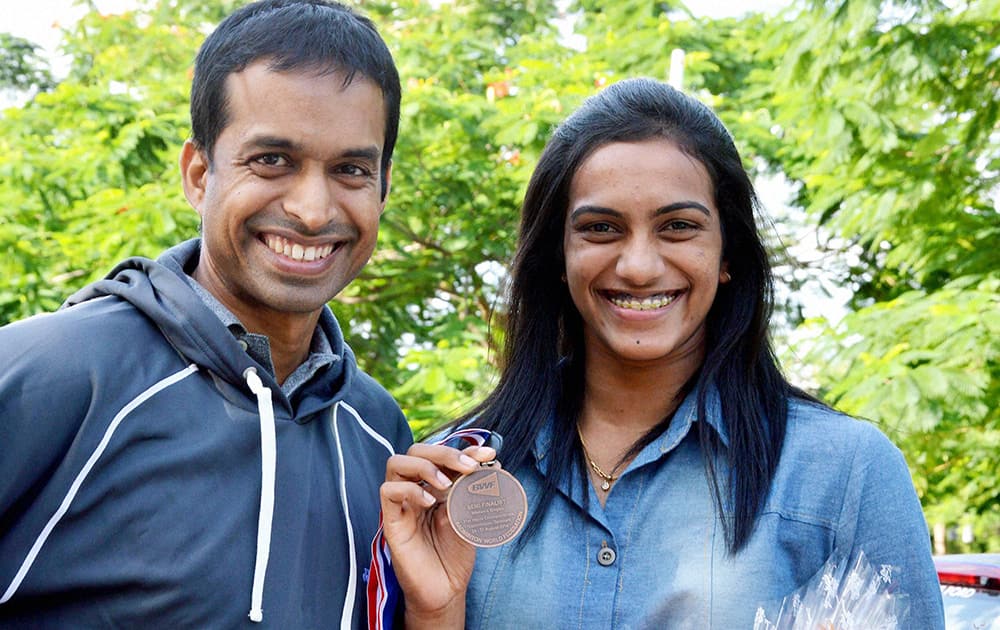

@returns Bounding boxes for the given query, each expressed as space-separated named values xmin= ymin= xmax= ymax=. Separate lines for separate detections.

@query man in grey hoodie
xmin=0 ymin=1 xmax=412 ymax=627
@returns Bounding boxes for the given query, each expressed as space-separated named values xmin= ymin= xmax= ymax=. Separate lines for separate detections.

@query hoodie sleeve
xmin=0 ymin=312 xmax=97 ymax=524
xmin=1 ymin=312 xmax=110 ymax=608
xmin=0 ymin=295 xmax=174 ymax=537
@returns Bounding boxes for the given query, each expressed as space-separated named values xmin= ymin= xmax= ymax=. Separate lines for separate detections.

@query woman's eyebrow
xmin=569 ymin=201 xmax=711 ymax=221
xmin=654 ymin=201 xmax=711 ymax=217
xmin=568 ymin=205 xmax=622 ymax=221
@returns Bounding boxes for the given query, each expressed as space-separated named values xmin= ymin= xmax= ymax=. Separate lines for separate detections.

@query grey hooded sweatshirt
xmin=0 ymin=238 xmax=412 ymax=628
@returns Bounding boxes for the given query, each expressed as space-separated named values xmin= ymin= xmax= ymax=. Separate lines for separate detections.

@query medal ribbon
xmin=366 ymin=428 xmax=499 ymax=630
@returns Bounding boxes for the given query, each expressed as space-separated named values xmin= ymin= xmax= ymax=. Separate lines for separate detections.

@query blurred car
xmin=936 ymin=553 xmax=1000 ymax=629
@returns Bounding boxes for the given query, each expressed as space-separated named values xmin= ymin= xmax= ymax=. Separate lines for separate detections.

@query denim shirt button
xmin=597 ymin=546 xmax=616 ymax=566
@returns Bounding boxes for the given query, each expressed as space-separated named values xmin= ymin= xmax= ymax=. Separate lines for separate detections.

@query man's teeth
xmin=608 ymin=293 xmax=677 ymax=311
xmin=265 ymin=235 xmax=335 ymax=262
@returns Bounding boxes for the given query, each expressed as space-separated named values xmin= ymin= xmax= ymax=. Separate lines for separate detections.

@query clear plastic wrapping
xmin=754 ymin=551 xmax=909 ymax=630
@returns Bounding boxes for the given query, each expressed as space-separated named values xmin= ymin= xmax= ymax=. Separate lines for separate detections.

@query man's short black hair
xmin=189 ymin=0 xmax=400 ymax=199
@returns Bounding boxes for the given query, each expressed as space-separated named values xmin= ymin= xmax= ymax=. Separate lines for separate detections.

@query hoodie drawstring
xmin=244 ymin=367 xmax=276 ymax=623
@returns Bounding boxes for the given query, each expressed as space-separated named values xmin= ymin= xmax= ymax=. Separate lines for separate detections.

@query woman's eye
xmin=587 ymin=222 xmax=615 ymax=233
xmin=664 ymin=220 xmax=696 ymax=231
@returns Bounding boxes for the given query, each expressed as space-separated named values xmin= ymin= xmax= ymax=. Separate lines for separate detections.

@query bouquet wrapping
xmin=754 ymin=550 xmax=909 ymax=630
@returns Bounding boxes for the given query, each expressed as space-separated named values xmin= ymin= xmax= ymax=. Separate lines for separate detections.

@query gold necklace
xmin=576 ymin=425 xmax=622 ymax=492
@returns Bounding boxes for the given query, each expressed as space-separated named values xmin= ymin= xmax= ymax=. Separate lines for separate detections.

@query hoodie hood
xmin=63 ymin=238 xmax=354 ymax=417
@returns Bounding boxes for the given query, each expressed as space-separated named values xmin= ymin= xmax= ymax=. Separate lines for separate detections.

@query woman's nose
xmin=616 ymin=237 xmax=665 ymax=285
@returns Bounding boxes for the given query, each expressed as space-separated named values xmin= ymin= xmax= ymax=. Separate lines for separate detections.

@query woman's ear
xmin=719 ymin=262 xmax=731 ymax=284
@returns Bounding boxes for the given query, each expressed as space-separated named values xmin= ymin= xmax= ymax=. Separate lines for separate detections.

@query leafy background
xmin=2 ymin=0 xmax=997 ymax=551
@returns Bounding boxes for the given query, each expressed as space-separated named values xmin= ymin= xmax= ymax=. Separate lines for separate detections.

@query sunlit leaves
xmin=0 ymin=1 xmax=207 ymax=328
xmin=2 ymin=0 xmax=997 ymax=546
xmin=756 ymin=0 xmax=999 ymax=546
xmin=0 ymin=34 xmax=55 ymax=96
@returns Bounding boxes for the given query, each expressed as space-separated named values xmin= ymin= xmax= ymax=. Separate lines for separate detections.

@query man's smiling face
xmin=181 ymin=60 xmax=389 ymax=329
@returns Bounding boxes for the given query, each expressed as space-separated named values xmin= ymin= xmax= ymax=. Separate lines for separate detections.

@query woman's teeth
xmin=608 ymin=293 xmax=677 ymax=311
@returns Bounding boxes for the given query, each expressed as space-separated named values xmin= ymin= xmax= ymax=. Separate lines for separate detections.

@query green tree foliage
xmin=751 ymin=0 xmax=1000 ymax=548
xmin=349 ymin=0 xmax=594 ymax=434
xmin=0 ymin=34 xmax=55 ymax=95
xmin=1 ymin=0 xmax=996 ymax=541
xmin=0 ymin=2 xmax=209 ymax=320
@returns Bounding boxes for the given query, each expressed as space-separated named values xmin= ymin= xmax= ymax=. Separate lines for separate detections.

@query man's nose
xmin=282 ymin=167 xmax=336 ymax=231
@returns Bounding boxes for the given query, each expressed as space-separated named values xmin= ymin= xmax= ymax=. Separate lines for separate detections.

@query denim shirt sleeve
xmin=834 ymin=421 xmax=945 ymax=629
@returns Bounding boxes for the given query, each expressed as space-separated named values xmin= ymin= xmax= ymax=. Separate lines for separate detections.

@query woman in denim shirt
xmin=378 ymin=78 xmax=945 ymax=629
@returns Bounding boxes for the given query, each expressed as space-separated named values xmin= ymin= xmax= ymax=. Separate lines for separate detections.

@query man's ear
xmin=180 ymin=140 xmax=209 ymax=214
xmin=379 ymin=160 xmax=392 ymax=211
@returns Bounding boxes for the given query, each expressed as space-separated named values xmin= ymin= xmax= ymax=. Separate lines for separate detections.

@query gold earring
xmin=720 ymin=271 xmax=731 ymax=283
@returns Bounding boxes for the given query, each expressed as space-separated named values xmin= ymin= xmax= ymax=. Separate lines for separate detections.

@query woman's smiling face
xmin=562 ymin=138 xmax=729 ymax=369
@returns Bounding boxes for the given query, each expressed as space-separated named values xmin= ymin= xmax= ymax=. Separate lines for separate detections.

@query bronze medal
xmin=446 ymin=465 xmax=528 ymax=548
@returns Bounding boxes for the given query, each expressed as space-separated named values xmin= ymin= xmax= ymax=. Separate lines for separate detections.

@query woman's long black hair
xmin=464 ymin=77 xmax=809 ymax=554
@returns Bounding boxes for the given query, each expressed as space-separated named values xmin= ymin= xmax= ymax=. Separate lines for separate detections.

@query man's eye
xmin=338 ymin=164 xmax=373 ymax=177
xmin=253 ymin=153 xmax=288 ymax=167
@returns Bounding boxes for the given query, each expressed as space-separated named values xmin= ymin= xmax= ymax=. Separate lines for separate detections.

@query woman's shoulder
xmin=782 ymin=397 xmax=902 ymax=466
xmin=764 ymin=397 xmax=909 ymax=524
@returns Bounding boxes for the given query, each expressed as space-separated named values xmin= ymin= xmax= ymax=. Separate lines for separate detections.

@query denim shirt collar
xmin=530 ymin=382 xmax=729 ymax=475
